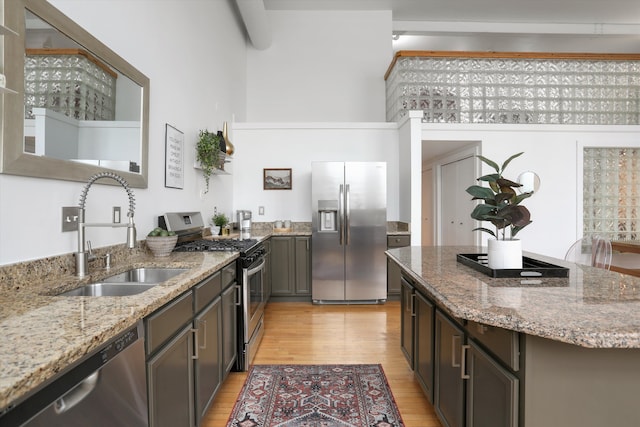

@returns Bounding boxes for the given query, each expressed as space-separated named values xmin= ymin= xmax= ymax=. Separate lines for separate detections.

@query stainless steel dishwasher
xmin=0 ymin=321 xmax=148 ymax=427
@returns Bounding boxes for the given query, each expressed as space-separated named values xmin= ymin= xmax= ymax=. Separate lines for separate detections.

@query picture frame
xmin=164 ymin=124 xmax=184 ymax=189
xmin=263 ymin=168 xmax=292 ymax=190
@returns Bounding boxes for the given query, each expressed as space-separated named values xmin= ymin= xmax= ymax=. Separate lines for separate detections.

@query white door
xmin=440 ymin=156 xmax=476 ymax=246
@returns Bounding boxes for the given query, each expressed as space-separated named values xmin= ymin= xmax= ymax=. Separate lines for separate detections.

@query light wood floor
xmin=202 ymin=301 xmax=442 ymax=427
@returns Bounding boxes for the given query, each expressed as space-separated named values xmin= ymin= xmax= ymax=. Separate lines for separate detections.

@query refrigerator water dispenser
xmin=318 ymin=200 xmax=338 ymax=232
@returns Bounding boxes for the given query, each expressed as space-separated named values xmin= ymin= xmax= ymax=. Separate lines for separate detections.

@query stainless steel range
xmin=160 ymin=212 xmax=267 ymax=371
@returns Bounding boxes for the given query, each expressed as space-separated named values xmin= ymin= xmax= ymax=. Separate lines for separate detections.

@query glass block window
xmin=385 ymin=52 xmax=640 ymax=125
xmin=583 ymin=147 xmax=640 ymax=242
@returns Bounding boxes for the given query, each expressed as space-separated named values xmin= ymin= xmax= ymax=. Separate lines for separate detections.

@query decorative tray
xmin=456 ymin=253 xmax=569 ymax=278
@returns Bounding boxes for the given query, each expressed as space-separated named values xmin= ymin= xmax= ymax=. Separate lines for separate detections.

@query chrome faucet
xmin=75 ymin=172 xmax=137 ymax=277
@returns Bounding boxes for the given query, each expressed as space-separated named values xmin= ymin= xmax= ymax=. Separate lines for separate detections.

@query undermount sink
xmin=57 ymin=267 xmax=189 ymax=297
xmin=102 ymin=267 xmax=189 ymax=284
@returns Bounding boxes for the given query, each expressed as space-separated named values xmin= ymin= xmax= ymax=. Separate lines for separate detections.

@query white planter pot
xmin=487 ymin=239 xmax=523 ymax=269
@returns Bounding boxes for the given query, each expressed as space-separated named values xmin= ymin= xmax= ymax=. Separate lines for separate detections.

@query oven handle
xmin=246 ymin=258 xmax=266 ymax=277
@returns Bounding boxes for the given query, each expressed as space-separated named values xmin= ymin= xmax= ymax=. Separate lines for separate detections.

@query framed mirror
xmin=1 ymin=0 xmax=149 ymax=188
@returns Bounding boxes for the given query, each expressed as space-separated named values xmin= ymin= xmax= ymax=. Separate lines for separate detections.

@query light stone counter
xmin=0 ymin=248 xmax=238 ymax=411
xmin=386 ymin=245 xmax=640 ymax=349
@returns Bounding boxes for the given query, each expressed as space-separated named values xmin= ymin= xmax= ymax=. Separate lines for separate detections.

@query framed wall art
xmin=263 ymin=168 xmax=292 ymax=190
xmin=164 ymin=124 xmax=184 ymax=189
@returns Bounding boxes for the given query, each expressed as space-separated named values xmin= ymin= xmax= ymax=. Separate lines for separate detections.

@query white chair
xmin=564 ymin=236 xmax=612 ymax=270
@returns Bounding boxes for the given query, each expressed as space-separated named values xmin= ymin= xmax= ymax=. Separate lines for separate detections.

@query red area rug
xmin=226 ymin=364 xmax=404 ymax=427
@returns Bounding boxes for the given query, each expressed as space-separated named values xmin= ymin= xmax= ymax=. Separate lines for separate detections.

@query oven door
xmin=240 ymin=254 xmax=266 ymax=370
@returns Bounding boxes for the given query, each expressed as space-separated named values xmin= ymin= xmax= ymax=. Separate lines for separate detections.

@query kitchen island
xmin=387 ymin=245 xmax=640 ymax=427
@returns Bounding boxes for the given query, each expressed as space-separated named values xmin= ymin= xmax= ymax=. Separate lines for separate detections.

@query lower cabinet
xmin=401 ymin=279 xmax=520 ymax=427
xmin=147 ymin=323 xmax=195 ymax=427
xmin=434 ymin=310 xmax=465 ymax=427
xmin=271 ymin=236 xmax=311 ymax=297
xmin=145 ymin=261 xmax=237 ymax=427
xmin=194 ymin=296 xmax=222 ymax=425
xmin=415 ymin=291 xmax=434 ymax=403
xmin=466 ymin=340 xmax=519 ymax=427
xmin=387 ymin=235 xmax=411 ymax=298
xmin=400 ymin=276 xmax=414 ymax=366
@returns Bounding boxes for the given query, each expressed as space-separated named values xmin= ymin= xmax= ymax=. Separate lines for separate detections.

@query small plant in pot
xmin=196 ymin=129 xmax=223 ymax=193
xmin=465 ymin=152 xmax=533 ymax=269
xmin=211 ymin=212 xmax=229 ymax=235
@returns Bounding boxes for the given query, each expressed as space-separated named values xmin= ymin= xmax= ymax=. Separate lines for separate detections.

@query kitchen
xmin=1 ymin=0 xmax=640 ymax=426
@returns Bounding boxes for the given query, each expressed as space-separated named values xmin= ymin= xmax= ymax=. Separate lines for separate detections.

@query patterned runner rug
xmin=226 ymin=364 xmax=404 ymax=427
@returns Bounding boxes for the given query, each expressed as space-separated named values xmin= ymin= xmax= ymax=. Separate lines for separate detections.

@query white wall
xmin=245 ymin=10 xmax=392 ymax=122
xmin=415 ymin=123 xmax=640 ymax=259
xmin=0 ymin=2 xmax=398 ymax=266
xmin=231 ymin=123 xmax=399 ymax=222
xmin=0 ymin=0 xmax=248 ymax=264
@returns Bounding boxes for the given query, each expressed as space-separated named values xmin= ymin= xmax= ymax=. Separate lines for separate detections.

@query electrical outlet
xmin=259 ymin=206 xmax=265 ymax=215
xmin=113 ymin=206 xmax=121 ymax=223
xmin=62 ymin=206 xmax=79 ymax=232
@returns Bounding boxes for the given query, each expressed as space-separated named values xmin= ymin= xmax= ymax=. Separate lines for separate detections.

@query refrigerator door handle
xmin=345 ymin=184 xmax=351 ymax=245
xmin=339 ymin=184 xmax=345 ymax=245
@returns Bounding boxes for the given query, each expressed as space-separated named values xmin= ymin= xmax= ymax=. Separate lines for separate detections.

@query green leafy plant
xmin=212 ymin=212 xmax=229 ymax=228
xmin=196 ymin=129 xmax=222 ymax=193
xmin=465 ymin=152 xmax=533 ymax=240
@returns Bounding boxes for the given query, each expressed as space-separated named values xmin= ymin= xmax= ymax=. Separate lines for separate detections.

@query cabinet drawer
xmin=194 ymin=271 xmax=222 ymax=313
xmin=467 ymin=320 xmax=519 ymax=371
xmin=221 ymin=262 xmax=237 ymax=288
xmin=387 ymin=235 xmax=410 ymax=248
xmin=146 ymin=291 xmax=194 ymax=355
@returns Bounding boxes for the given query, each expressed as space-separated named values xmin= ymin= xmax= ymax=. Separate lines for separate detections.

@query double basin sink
xmin=58 ymin=267 xmax=189 ymax=297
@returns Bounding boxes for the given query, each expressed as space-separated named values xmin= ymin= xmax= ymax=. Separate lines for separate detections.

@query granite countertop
xmin=0 ymin=249 xmax=238 ymax=411
xmin=386 ymin=245 xmax=640 ymax=349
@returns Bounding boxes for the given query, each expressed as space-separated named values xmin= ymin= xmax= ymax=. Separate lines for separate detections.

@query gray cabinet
xmin=415 ymin=291 xmax=434 ymax=403
xmin=271 ymin=236 xmax=311 ymax=297
xmin=194 ymin=297 xmax=221 ymax=425
xmin=145 ymin=262 xmax=237 ymax=427
xmin=387 ymin=235 xmax=410 ymax=298
xmin=466 ymin=340 xmax=519 ymax=427
xmin=400 ymin=276 xmax=414 ymax=366
xmin=435 ymin=310 xmax=465 ymax=427
xmin=146 ymin=290 xmax=195 ymax=427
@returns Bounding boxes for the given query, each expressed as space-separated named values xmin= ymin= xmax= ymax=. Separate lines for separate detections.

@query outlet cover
xmin=62 ymin=206 xmax=79 ymax=232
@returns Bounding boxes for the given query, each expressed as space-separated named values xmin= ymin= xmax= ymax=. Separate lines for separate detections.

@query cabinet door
xmin=400 ymin=277 xmax=414 ymax=367
xmin=466 ymin=340 xmax=518 ymax=427
xmin=271 ymin=237 xmax=294 ymax=295
xmin=415 ymin=292 xmax=435 ymax=403
xmin=294 ymin=237 xmax=311 ymax=294
xmin=194 ymin=297 xmax=222 ymax=426
xmin=222 ymin=283 xmax=238 ymax=376
xmin=147 ymin=324 xmax=194 ymax=427
xmin=435 ymin=310 xmax=465 ymax=427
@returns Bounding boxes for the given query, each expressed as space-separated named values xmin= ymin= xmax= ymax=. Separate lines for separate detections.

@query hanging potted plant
xmin=196 ymin=129 xmax=222 ymax=193
xmin=465 ymin=152 xmax=533 ymax=269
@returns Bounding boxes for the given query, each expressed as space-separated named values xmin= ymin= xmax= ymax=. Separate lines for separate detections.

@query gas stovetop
xmin=174 ymin=238 xmax=259 ymax=254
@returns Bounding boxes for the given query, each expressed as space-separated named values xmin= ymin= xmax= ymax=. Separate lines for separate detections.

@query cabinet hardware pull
xmin=451 ymin=335 xmax=461 ymax=367
xmin=200 ymin=319 xmax=207 ymax=350
xmin=461 ymin=344 xmax=470 ymax=379
xmin=410 ymin=293 xmax=416 ymax=317
xmin=234 ymin=284 xmax=241 ymax=306
xmin=192 ymin=328 xmax=199 ymax=360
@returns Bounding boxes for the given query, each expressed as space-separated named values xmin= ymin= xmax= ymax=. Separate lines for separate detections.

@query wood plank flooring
xmin=202 ymin=301 xmax=442 ymax=427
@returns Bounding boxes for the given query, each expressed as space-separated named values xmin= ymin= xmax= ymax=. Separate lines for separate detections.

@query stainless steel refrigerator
xmin=311 ymin=161 xmax=387 ymax=303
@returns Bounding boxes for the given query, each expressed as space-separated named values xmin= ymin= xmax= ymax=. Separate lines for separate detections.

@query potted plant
xmin=211 ymin=212 xmax=229 ymax=235
xmin=196 ymin=129 xmax=223 ymax=193
xmin=465 ymin=152 xmax=533 ymax=269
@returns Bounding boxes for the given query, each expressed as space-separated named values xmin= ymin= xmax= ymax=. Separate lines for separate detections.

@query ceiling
xmin=263 ymin=0 xmax=640 ymax=53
